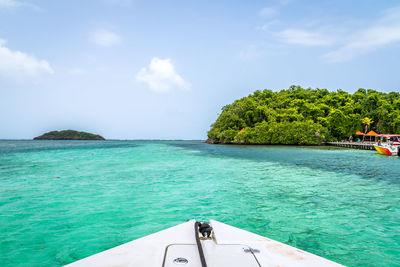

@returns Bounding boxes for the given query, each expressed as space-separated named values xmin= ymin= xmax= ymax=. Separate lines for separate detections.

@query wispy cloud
xmin=257 ymin=20 xmax=279 ymax=32
xmin=324 ymin=6 xmax=400 ymax=62
xmin=259 ymin=7 xmax=278 ymax=18
xmin=0 ymin=39 xmax=54 ymax=80
xmin=136 ymin=57 xmax=190 ymax=93
xmin=277 ymin=28 xmax=334 ymax=46
xmin=0 ymin=0 xmax=40 ymax=10
xmin=263 ymin=5 xmax=400 ymax=62
xmin=90 ymin=29 xmax=122 ymax=47
xmin=0 ymin=0 xmax=20 ymax=7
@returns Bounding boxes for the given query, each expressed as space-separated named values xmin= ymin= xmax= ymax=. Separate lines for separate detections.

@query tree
xmin=207 ymin=86 xmax=400 ymax=145
xmin=362 ymin=117 xmax=373 ymax=141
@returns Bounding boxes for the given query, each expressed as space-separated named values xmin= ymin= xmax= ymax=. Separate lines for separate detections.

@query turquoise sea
xmin=0 ymin=140 xmax=399 ymax=266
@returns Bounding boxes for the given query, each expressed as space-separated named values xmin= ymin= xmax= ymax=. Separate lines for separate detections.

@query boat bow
xmin=65 ymin=220 xmax=343 ymax=267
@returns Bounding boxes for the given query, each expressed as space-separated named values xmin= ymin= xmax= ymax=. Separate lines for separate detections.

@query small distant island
xmin=207 ymin=86 xmax=400 ymax=145
xmin=34 ymin=130 xmax=105 ymax=140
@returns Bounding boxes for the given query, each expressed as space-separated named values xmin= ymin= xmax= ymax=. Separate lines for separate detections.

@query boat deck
xmin=65 ymin=220 xmax=344 ymax=267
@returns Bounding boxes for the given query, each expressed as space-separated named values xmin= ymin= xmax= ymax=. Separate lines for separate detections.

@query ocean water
xmin=0 ymin=140 xmax=399 ymax=267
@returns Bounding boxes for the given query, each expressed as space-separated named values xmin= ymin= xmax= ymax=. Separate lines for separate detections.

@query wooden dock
xmin=326 ymin=142 xmax=376 ymax=150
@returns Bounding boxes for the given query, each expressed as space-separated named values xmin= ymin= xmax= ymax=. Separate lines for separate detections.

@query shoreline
xmin=205 ymin=140 xmax=380 ymax=150
xmin=205 ymin=139 xmax=329 ymax=146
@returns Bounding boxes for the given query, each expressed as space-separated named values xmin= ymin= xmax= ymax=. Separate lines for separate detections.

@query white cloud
xmin=324 ymin=7 xmax=400 ymax=62
xmin=259 ymin=7 xmax=278 ymax=18
xmin=277 ymin=29 xmax=334 ymax=46
xmin=90 ymin=29 xmax=121 ymax=47
xmin=0 ymin=0 xmax=39 ymax=10
xmin=136 ymin=57 xmax=190 ymax=93
xmin=0 ymin=39 xmax=54 ymax=80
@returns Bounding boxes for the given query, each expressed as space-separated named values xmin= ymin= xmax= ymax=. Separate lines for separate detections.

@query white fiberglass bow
xmin=65 ymin=220 xmax=343 ymax=267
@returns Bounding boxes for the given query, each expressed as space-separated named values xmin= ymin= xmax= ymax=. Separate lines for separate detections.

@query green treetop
xmin=207 ymin=86 xmax=400 ymax=145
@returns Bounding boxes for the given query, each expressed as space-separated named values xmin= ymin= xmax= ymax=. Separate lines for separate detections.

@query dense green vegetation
xmin=34 ymin=130 xmax=105 ymax=140
xmin=207 ymin=86 xmax=400 ymax=145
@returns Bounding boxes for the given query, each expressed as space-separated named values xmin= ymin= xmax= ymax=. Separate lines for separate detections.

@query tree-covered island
xmin=34 ymin=130 xmax=105 ymax=140
xmin=207 ymin=86 xmax=400 ymax=145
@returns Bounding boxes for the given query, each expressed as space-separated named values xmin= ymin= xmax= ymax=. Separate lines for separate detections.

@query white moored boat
xmin=66 ymin=220 xmax=343 ymax=267
xmin=374 ymin=144 xmax=399 ymax=156
xmin=374 ymin=136 xmax=400 ymax=156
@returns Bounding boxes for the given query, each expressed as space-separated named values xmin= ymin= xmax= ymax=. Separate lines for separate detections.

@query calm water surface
xmin=0 ymin=140 xmax=399 ymax=266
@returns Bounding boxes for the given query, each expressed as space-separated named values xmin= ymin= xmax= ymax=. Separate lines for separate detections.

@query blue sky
xmin=1 ymin=0 xmax=399 ymax=139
